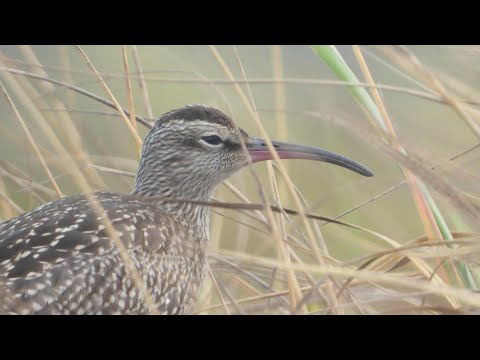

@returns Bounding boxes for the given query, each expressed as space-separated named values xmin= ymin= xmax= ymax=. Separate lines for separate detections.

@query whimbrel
xmin=0 ymin=105 xmax=373 ymax=314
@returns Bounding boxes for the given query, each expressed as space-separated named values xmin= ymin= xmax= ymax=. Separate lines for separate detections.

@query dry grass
xmin=1 ymin=45 xmax=480 ymax=314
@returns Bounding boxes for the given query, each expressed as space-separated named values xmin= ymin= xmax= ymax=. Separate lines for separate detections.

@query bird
xmin=0 ymin=105 xmax=373 ymax=315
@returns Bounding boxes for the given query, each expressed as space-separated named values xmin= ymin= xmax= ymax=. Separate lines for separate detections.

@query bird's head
xmin=134 ymin=105 xmax=373 ymax=199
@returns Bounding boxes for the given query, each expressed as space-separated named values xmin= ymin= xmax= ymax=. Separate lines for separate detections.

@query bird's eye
xmin=201 ymin=135 xmax=223 ymax=146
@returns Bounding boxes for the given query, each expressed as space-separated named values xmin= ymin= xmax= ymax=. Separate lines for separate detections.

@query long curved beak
xmin=248 ymin=138 xmax=373 ymax=177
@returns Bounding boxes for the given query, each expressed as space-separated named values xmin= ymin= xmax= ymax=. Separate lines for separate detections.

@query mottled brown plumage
xmin=0 ymin=193 xmax=204 ymax=314
xmin=0 ymin=105 xmax=373 ymax=314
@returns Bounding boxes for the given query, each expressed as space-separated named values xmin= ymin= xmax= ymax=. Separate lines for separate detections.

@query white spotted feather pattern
xmin=0 ymin=192 xmax=207 ymax=314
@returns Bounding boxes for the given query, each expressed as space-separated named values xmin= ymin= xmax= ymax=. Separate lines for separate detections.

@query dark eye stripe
xmin=202 ymin=135 xmax=223 ymax=145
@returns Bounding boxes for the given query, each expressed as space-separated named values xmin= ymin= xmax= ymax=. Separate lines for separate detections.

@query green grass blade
xmin=420 ymin=182 xmax=477 ymax=289
xmin=310 ymin=45 xmax=477 ymax=290
xmin=310 ymin=45 xmax=385 ymax=130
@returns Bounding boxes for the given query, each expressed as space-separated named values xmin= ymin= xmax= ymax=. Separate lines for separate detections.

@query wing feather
xmin=0 ymin=192 xmax=201 ymax=314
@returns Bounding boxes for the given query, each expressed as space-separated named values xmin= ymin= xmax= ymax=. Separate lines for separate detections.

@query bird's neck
xmin=132 ymin=175 xmax=214 ymax=240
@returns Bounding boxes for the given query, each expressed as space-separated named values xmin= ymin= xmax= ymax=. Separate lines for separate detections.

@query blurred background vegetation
xmin=1 ymin=45 xmax=480 ymax=314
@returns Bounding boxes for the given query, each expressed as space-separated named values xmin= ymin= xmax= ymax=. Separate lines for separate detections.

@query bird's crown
xmin=158 ymin=104 xmax=236 ymax=129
